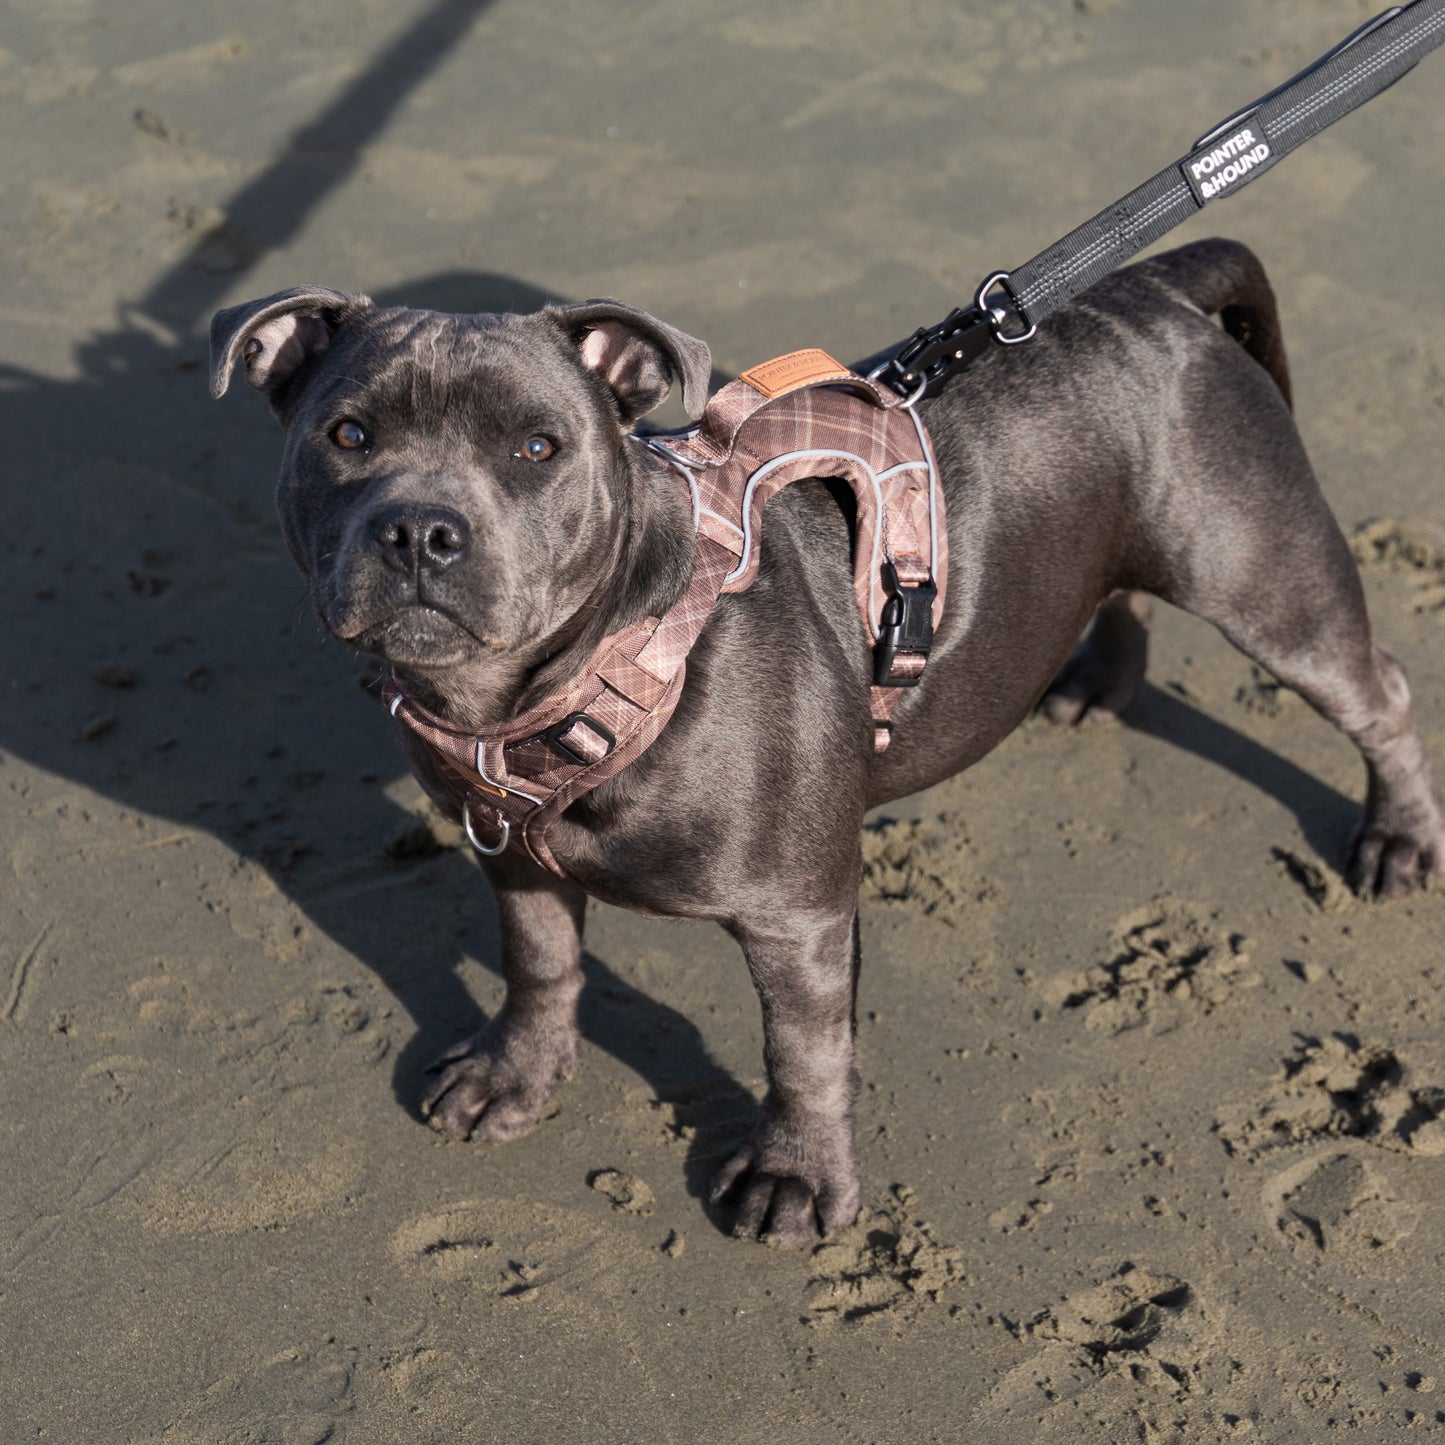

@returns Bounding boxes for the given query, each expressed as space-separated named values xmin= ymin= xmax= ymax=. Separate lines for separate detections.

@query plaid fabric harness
xmin=383 ymin=350 xmax=947 ymax=876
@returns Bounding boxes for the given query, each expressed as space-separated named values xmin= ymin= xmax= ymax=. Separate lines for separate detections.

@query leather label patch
xmin=739 ymin=349 xmax=852 ymax=398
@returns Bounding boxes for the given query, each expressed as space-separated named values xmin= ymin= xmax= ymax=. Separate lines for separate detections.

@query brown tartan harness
xmin=383 ymin=349 xmax=947 ymax=877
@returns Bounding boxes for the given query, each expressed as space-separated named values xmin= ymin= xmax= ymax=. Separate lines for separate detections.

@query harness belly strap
xmin=385 ymin=352 xmax=947 ymax=877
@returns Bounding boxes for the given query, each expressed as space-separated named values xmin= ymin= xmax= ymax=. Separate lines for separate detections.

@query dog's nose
xmin=368 ymin=504 xmax=470 ymax=574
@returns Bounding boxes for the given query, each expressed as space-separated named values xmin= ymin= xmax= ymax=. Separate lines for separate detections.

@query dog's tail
xmin=1142 ymin=237 xmax=1293 ymax=411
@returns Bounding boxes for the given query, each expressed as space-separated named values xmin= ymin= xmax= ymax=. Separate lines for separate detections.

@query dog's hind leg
xmin=1041 ymin=589 xmax=1155 ymax=725
xmin=1154 ymin=456 xmax=1444 ymax=899
xmin=1216 ymin=618 xmax=1441 ymax=899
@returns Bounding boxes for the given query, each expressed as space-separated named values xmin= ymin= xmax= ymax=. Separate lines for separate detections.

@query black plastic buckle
xmin=872 ymin=561 xmax=937 ymax=687
xmin=544 ymin=712 xmax=616 ymax=766
xmin=874 ymin=304 xmax=995 ymax=403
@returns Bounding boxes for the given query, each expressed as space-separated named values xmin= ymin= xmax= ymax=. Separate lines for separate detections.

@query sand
xmin=2 ymin=0 xmax=1443 ymax=1439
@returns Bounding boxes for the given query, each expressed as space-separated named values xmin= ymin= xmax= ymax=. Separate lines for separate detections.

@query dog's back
xmin=1129 ymin=237 xmax=1293 ymax=410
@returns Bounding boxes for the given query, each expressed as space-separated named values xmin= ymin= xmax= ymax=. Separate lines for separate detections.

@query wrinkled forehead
xmin=314 ymin=306 xmax=589 ymax=422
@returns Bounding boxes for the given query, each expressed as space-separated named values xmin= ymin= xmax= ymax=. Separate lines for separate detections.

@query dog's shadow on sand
xmin=1124 ymin=682 xmax=1359 ymax=863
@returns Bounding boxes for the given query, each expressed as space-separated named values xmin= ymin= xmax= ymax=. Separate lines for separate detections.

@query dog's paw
xmin=420 ymin=1022 xmax=576 ymax=1142
xmin=1346 ymin=817 xmax=1444 ymax=900
xmin=1041 ymin=649 xmax=1141 ymax=726
xmin=1040 ymin=592 xmax=1151 ymax=726
xmin=708 ymin=1111 xmax=861 ymax=1247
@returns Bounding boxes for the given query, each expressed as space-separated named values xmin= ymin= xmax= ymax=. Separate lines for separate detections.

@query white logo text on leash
xmin=1183 ymin=123 xmax=1274 ymax=204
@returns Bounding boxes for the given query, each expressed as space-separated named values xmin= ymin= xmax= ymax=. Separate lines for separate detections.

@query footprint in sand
xmin=1351 ymin=516 xmax=1445 ymax=614
xmin=161 ymin=1347 xmax=353 ymax=1445
xmin=382 ymin=1344 xmax=463 ymax=1407
xmin=1269 ymin=847 xmax=1354 ymax=912
xmin=1262 ymin=1150 xmax=1418 ymax=1254
xmin=390 ymin=1203 xmax=499 ymax=1280
xmin=1235 ymin=663 xmax=1299 ymax=718
xmin=390 ymin=1199 xmax=608 ymax=1300
xmin=972 ymin=1264 xmax=1234 ymax=1438
xmin=1047 ymin=897 xmax=1259 ymax=1033
xmin=859 ymin=811 xmax=1001 ymax=927
xmin=1025 ymin=1265 xmax=1201 ymax=1364
xmin=589 ymin=1167 xmax=656 ymax=1216
xmin=1216 ymin=1034 xmax=1445 ymax=1161
xmin=805 ymin=1183 xmax=966 ymax=1331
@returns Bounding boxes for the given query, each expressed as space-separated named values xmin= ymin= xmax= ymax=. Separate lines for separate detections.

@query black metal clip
xmin=871 ymin=304 xmax=995 ymax=403
xmin=873 ymin=560 xmax=937 ymax=687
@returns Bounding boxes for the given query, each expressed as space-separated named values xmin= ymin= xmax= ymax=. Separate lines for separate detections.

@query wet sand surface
xmin=3 ymin=1 xmax=1444 ymax=1439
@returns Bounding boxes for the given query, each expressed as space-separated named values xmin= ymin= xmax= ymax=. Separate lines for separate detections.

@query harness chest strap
xmin=385 ymin=351 xmax=947 ymax=876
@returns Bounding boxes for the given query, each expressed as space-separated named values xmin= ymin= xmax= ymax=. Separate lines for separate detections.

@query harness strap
xmin=386 ymin=536 xmax=736 ymax=875
xmin=387 ymin=358 xmax=946 ymax=876
xmin=651 ymin=368 xmax=946 ymax=711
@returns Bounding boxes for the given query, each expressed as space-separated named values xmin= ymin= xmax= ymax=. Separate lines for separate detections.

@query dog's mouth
xmin=334 ymin=601 xmax=503 ymax=667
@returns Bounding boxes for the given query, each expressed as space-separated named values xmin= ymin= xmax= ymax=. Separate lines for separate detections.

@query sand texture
xmin=3 ymin=1 xmax=1444 ymax=1440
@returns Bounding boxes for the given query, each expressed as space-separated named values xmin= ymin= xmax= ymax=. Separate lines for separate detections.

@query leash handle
xmin=880 ymin=0 xmax=1445 ymax=400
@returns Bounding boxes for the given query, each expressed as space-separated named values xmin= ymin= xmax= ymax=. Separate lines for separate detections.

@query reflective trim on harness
xmin=721 ymin=449 xmax=932 ymax=627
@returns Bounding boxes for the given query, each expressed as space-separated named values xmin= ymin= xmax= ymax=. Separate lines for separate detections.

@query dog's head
xmin=210 ymin=288 xmax=710 ymax=717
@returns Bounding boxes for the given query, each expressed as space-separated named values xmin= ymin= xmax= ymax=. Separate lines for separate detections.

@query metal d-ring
xmin=975 ymin=271 xmax=1037 ymax=346
xmin=463 ymin=798 xmax=510 ymax=856
xmin=867 ymin=358 xmax=929 ymax=409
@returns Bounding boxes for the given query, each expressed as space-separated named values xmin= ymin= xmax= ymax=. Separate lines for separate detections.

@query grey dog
xmin=210 ymin=238 xmax=1444 ymax=1245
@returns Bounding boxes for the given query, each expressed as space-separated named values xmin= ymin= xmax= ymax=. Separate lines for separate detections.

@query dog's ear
xmin=551 ymin=299 xmax=712 ymax=423
xmin=209 ymin=286 xmax=364 ymax=402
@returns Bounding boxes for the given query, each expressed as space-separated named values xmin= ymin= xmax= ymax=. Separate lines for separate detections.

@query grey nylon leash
xmin=877 ymin=0 xmax=1445 ymax=401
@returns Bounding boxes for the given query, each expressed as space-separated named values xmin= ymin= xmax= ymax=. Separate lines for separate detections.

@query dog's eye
xmin=331 ymin=420 xmax=368 ymax=451
xmin=517 ymin=435 xmax=556 ymax=462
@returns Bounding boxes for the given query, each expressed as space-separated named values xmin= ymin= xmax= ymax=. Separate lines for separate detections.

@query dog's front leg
xmin=711 ymin=906 xmax=863 ymax=1246
xmin=422 ymin=853 xmax=585 ymax=1141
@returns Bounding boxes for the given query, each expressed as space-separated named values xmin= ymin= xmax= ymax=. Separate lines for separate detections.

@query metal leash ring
xmin=866 ymin=358 xmax=929 ymax=409
xmin=974 ymin=271 xmax=1037 ymax=346
xmin=463 ymin=797 xmax=510 ymax=856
